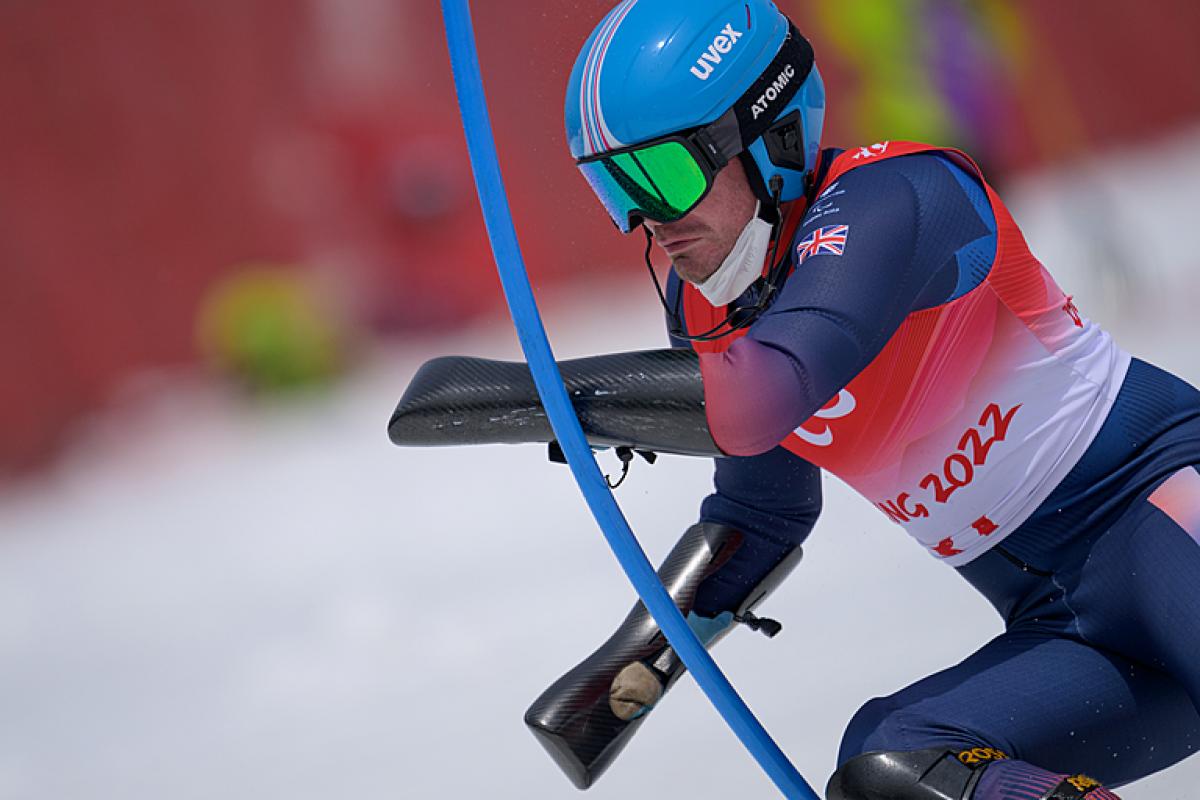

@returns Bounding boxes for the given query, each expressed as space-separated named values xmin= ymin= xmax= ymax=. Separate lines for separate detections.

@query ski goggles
xmin=575 ymin=24 xmax=814 ymax=234
xmin=576 ymin=136 xmax=719 ymax=234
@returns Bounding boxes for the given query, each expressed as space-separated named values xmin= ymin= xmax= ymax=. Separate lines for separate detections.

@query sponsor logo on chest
xmin=689 ymin=24 xmax=743 ymax=80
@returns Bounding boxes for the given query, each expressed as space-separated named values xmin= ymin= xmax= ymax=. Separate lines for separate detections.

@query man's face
xmin=643 ymin=157 xmax=759 ymax=285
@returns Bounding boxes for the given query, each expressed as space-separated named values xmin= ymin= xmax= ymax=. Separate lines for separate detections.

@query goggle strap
xmin=727 ymin=25 xmax=814 ymax=153
xmin=692 ymin=110 xmax=742 ymax=172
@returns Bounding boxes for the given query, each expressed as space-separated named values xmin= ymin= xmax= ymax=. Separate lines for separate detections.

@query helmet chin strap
xmin=645 ymin=175 xmax=788 ymax=342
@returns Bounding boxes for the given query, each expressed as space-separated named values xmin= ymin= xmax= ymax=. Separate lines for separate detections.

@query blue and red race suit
xmin=666 ymin=141 xmax=1200 ymax=790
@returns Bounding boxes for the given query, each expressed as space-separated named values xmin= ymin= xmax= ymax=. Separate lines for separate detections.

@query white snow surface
xmin=3 ymin=129 xmax=1200 ymax=799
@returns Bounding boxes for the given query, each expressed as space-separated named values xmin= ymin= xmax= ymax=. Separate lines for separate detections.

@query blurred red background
xmin=2 ymin=0 xmax=1199 ymax=476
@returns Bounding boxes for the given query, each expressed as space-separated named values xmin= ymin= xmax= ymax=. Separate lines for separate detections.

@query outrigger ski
xmin=524 ymin=524 xmax=801 ymax=789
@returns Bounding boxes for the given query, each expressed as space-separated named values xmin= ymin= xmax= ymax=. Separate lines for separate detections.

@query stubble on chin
xmin=671 ymin=245 xmax=724 ymax=286
xmin=671 ymin=255 xmax=706 ymax=285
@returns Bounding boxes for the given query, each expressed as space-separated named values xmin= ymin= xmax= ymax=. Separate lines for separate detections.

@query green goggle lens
xmin=577 ymin=140 xmax=709 ymax=233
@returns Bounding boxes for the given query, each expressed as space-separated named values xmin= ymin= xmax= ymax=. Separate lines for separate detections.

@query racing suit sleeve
xmin=691 ymin=444 xmax=822 ymax=616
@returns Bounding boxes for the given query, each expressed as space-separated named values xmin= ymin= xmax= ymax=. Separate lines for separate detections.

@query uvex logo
xmin=689 ymin=24 xmax=744 ymax=81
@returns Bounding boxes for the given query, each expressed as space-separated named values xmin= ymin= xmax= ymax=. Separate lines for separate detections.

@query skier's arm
xmin=666 ymin=282 xmax=823 ymax=614
xmin=693 ymin=444 xmax=822 ymax=616
xmin=699 ymin=155 xmax=996 ymax=455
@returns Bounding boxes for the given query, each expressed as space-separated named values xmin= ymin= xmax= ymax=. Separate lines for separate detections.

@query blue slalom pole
xmin=438 ymin=2 xmax=818 ymax=797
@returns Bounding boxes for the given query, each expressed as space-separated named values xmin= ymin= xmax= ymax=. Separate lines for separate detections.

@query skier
xmin=541 ymin=0 xmax=1200 ymax=797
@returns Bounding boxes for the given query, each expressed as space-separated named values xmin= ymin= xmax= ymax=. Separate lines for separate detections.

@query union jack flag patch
xmin=796 ymin=225 xmax=849 ymax=265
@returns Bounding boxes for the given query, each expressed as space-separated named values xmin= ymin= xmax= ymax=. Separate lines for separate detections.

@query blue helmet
xmin=565 ymin=0 xmax=825 ymax=218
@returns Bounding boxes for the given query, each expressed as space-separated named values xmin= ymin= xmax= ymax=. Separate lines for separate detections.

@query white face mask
xmin=696 ymin=202 xmax=773 ymax=307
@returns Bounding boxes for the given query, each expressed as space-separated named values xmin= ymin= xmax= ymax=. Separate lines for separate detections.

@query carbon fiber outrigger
xmin=525 ymin=523 xmax=802 ymax=789
xmin=388 ymin=348 xmax=720 ymax=458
